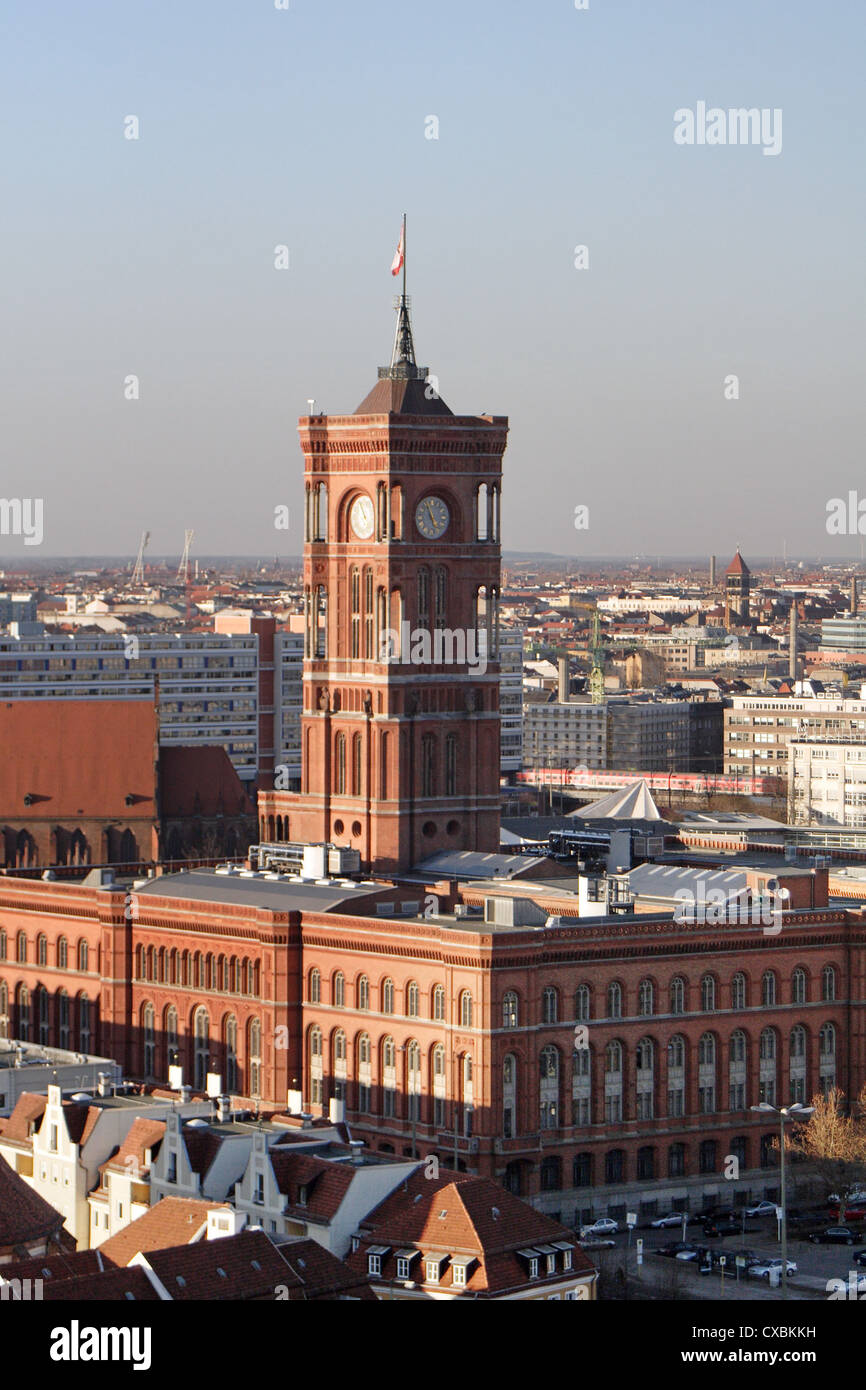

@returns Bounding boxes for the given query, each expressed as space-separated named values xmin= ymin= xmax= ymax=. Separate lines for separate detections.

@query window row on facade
xmin=139 ymin=1002 xmax=263 ymax=1096
xmin=528 ymin=1133 xmax=784 ymax=1195
xmin=135 ymin=947 xmax=261 ymax=997
xmin=518 ymin=966 xmax=839 ymax=1027
xmin=0 ymin=930 xmax=91 ymax=972
xmin=0 ymin=980 xmax=95 ymax=1051
xmin=307 ymin=971 xmax=472 ymax=1025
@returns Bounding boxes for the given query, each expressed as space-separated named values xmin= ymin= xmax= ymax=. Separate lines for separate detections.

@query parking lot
xmin=580 ymin=1209 xmax=866 ymax=1296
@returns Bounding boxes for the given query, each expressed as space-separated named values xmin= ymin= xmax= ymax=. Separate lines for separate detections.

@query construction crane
xmin=130 ymin=530 xmax=150 ymax=585
xmin=176 ymin=530 xmax=194 ymax=584
xmin=589 ymin=611 xmax=606 ymax=704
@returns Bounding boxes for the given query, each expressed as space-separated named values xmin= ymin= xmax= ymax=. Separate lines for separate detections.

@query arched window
xmin=382 ymin=1036 xmax=397 ymax=1116
xmin=37 ymin=934 xmax=47 ymax=967
xmin=607 ymin=982 xmax=622 ymax=1019
xmin=636 ymin=1037 xmax=654 ymax=1119
xmin=310 ymin=1025 xmax=322 ymax=1055
xmin=309 ymin=968 xmax=321 ymax=1004
xmin=670 ymin=977 xmax=685 ymax=1015
xmin=539 ymin=1045 xmax=559 ymax=1129
xmin=17 ymin=932 xmax=27 ymax=964
xmin=58 ymin=990 xmax=69 ymax=1048
xmin=335 ymin=733 xmax=346 ymax=795
xmin=78 ymin=940 xmax=89 ymax=973
xmin=503 ymin=1052 xmax=517 ymax=1138
xmin=540 ymin=1156 xmax=562 ymax=1192
xmin=819 ymin=1022 xmax=837 ymax=1093
xmin=459 ymin=991 xmax=473 ymax=1028
xmin=698 ymin=1032 xmax=716 ymax=1114
xmin=406 ymin=982 xmax=419 ymax=1018
xmin=334 ymin=1029 xmax=347 ymax=1061
xmin=358 ymin=1032 xmax=372 ymax=1112
xmin=357 ymin=975 xmax=369 ymax=1011
xmin=698 ymin=1032 xmax=715 ymax=1065
xmin=700 ymin=975 xmax=716 ymax=1012
xmin=502 ymin=991 xmax=518 ymax=1028
xmin=165 ymin=1006 xmax=179 ymax=1067
xmin=792 ymin=968 xmax=807 ymax=1005
xmin=667 ymin=1034 xmax=685 ymax=1117
xmin=333 ymin=971 xmax=345 ymax=1008
xmin=638 ymin=979 xmax=654 ymax=1016
xmin=605 ymin=1149 xmax=625 ymax=1184
xmin=16 ymin=984 xmax=30 ymax=1041
xmin=194 ymin=1008 xmax=210 ymax=1091
xmin=789 ymin=1024 xmax=806 ymax=1058
xmin=406 ymin=1040 xmax=421 ymax=1121
xmin=224 ymin=1016 xmax=238 ymax=1092
xmin=36 ymin=985 xmax=49 ymax=1044
xmin=249 ymin=1019 xmax=262 ymax=1097
xmin=729 ymin=1029 xmax=747 ymax=1110
xmin=637 ymin=1146 xmax=656 ymax=1180
xmin=605 ymin=1039 xmax=623 ymax=1122
xmin=731 ymin=972 xmax=746 ymax=1010
xmin=57 ymin=937 xmax=68 ymax=970
xmin=352 ymin=733 xmax=363 ymax=796
xmin=421 ymin=734 xmax=437 ymax=798
xmin=432 ymin=985 xmax=446 ymax=1022
xmin=542 ymin=986 xmax=558 ymax=1024
xmin=575 ymin=984 xmax=591 ymax=1022
xmin=141 ymin=1003 xmax=155 ymax=1073
xmin=573 ymin=1153 xmax=593 ymax=1187
xmin=762 ymin=971 xmax=777 ymax=1007
xmin=382 ymin=978 xmax=395 ymax=1015
xmin=759 ymin=1027 xmax=777 ymax=1105
xmin=822 ymin=965 xmax=837 ymax=1002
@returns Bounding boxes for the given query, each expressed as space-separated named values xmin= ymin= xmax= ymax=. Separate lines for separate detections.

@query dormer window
xmin=425 ymin=1260 xmax=440 ymax=1284
xmin=298 ymin=1185 xmax=308 ymax=1207
xmin=529 ymin=1257 xmax=539 ymax=1279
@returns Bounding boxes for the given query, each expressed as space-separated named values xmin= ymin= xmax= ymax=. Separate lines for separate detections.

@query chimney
xmin=97 ymin=1071 xmax=111 ymax=1098
xmin=349 ymin=1139 xmax=365 ymax=1165
xmin=709 ymin=554 xmax=716 ymax=587
xmin=180 ymin=1084 xmax=192 ymax=1104
xmin=557 ymin=657 xmax=570 ymax=704
xmin=216 ymin=1094 xmax=231 ymax=1123
xmin=789 ymin=603 xmax=799 ymax=679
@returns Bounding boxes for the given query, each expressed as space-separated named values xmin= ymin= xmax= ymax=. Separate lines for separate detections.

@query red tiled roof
xmin=42 ymin=1267 xmax=161 ymax=1301
xmin=268 ymin=1151 xmax=355 ymax=1221
xmin=0 ymin=1092 xmax=47 ymax=1144
xmin=98 ymin=1197 xmax=226 ymax=1267
xmin=0 ymin=1248 xmax=104 ymax=1283
xmin=98 ymin=1118 xmax=165 ymax=1180
xmin=0 ymin=699 xmax=157 ymax=819
xmin=352 ymin=1174 xmax=596 ymax=1297
xmin=0 ymin=1154 xmax=65 ymax=1249
xmin=145 ymin=1229 xmax=304 ymax=1301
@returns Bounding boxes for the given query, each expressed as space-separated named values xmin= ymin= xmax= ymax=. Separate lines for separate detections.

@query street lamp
xmin=750 ymin=1101 xmax=814 ymax=1299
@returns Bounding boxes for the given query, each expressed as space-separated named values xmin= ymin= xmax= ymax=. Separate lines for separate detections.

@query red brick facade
xmin=1 ymin=873 xmax=863 ymax=1221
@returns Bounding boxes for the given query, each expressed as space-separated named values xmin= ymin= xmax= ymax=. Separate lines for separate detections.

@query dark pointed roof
xmin=355 ymin=293 xmax=454 ymax=416
xmin=0 ymin=1154 xmax=65 ymax=1250
xmin=726 ymin=550 xmax=750 ymax=577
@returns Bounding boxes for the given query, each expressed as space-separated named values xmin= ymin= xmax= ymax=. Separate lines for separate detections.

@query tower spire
xmin=385 ymin=213 xmax=424 ymax=379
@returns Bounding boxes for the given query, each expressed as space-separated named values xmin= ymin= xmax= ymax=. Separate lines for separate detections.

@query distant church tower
xmin=260 ymin=292 xmax=508 ymax=874
xmin=724 ymin=550 xmax=751 ymax=627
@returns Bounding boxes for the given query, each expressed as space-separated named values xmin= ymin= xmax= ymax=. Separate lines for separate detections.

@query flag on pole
xmin=390 ymin=221 xmax=405 ymax=276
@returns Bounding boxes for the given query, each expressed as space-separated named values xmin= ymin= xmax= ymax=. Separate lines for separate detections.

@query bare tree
xmin=786 ymin=1089 xmax=866 ymax=1213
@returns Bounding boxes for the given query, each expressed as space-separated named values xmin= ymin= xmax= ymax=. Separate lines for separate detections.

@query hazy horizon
xmin=3 ymin=0 xmax=863 ymax=560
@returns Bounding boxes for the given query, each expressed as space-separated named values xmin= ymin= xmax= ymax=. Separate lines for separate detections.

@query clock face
xmin=415 ymin=495 xmax=450 ymax=540
xmin=349 ymin=495 xmax=375 ymax=540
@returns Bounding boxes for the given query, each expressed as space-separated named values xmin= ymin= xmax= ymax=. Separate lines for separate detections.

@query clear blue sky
xmin=2 ymin=0 xmax=863 ymax=560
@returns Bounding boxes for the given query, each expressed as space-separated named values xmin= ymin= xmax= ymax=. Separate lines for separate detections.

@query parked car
xmin=744 ymin=1200 xmax=779 ymax=1218
xmin=748 ymin=1258 xmax=797 ymax=1280
xmin=810 ymin=1226 xmax=858 ymax=1245
xmin=702 ymin=1217 xmax=742 ymax=1238
xmin=656 ymin=1241 xmax=695 ymax=1259
xmin=853 ymin=1249 xmax=866 ymax=1267
xmin=580 ymin=1218 xmax=618 ymax=1238
xmin=675 ymin=1247 xmax=700 ymax=1261
xmin=828 ymin=1201 xmax=866 ymax=1220
xmin=651 ymin=1212 xmax=691 ymax=1229
xmin=829 ymin=1191 xmax=866 ymax=1207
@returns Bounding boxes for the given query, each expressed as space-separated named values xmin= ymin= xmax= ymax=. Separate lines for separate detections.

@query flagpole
xmin=402 ymin=212 xmax=407 ymax=301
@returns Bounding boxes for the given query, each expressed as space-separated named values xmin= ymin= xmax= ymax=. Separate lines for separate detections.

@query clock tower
xmin=261 ymin=295 xmax=508 ymax=874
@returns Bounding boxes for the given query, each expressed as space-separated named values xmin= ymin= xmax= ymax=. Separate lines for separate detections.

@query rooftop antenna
xmin=131 ymin=530 xmax=150 ymax=585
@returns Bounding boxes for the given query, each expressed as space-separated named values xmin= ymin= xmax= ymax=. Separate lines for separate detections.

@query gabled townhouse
xmin=97 ymin=1196 xmax=239 ymax=1268
xmin=348 ymin=1169 xmax=598 ymax=1301
xmin=233 ymin=1127 xmax=420 ymax=1254
xmin=0 ymin=1084 xmax=210 ymax=1248
xmin=88 ymin=1117 xmax=166 ymax=1248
